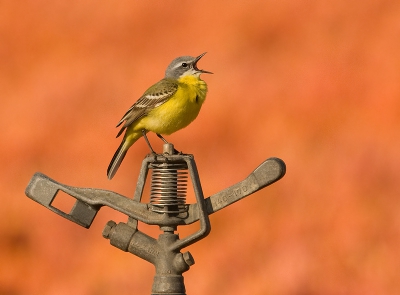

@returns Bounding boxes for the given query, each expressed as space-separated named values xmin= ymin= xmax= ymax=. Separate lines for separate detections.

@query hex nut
xmin=182 ymin=251 xmax=195 ymax=266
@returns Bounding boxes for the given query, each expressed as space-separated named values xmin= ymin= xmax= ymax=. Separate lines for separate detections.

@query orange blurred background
xmin=1 ymin=1 xmax=400 ymax=294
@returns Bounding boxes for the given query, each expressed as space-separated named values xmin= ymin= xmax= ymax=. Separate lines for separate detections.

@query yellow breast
xmin=140 ymin=76 xmax=208 ymax=135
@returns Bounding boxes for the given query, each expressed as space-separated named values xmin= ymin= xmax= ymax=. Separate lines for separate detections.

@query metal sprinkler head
xmin=26 ymin=143 xmax=285 ymax=294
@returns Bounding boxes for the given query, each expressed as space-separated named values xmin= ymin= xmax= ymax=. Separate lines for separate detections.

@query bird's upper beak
xmin=193 ymin=52 xmax=213 ymax=74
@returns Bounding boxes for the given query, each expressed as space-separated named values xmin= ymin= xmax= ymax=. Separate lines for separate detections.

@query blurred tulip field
xmin=1 ymin=1 xmax=400 ymax=294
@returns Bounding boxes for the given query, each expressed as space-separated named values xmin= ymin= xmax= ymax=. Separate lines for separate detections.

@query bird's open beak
xmin=193 ymin=52 xmax=213 ymax=74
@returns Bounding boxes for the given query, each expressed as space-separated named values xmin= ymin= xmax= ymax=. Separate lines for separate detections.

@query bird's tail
xmin=107 ymin=132 xmax=141 ymax=179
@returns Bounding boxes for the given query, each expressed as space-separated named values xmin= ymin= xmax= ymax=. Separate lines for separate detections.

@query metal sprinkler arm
xmin=185 ymin=157 xmax=285 ymax=224
xmin=25 ymin=157 xmax=285 ymax=228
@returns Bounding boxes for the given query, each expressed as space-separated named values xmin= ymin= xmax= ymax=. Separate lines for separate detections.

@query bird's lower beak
xmin=193 ymin=52 xmax=213 ymax=74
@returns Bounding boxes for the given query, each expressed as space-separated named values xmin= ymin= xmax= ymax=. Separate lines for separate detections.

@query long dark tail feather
xmin=107 ymin=140 xmax=127 ymax=180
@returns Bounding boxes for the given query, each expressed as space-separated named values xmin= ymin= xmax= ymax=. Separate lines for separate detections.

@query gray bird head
xmin=165 ymin=52 xmax=213 ymax=79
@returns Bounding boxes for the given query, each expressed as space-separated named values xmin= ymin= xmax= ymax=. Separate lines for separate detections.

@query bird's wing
xmin=115 ymin=79 xmax=178 ymax=137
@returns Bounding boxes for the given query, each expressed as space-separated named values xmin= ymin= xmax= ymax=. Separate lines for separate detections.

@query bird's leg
xmin=156 ymin=133 xmax=169 ymax=144
xmin=142 ymin=130 xmax=156 ymax=154
xmin=156 ymin=133 xmax=180 ymax=154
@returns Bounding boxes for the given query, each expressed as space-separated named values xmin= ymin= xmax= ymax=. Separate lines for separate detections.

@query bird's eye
xmin=181 ymin=62 xmax=188 ymax=68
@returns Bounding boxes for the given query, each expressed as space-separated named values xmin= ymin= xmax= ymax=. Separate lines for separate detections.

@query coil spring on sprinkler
xmin=149 ymin=161 xmax=188 ymax=213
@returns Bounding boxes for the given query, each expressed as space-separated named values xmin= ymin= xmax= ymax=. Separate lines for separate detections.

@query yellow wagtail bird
xmin=107 ymin=52 xmax=212 ymax=179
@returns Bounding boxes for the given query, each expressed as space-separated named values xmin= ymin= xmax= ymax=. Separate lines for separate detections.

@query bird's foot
xmin=156 ymin=133 xmax=181 ymax=155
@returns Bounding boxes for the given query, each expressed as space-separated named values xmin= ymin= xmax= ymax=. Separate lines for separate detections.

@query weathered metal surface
xmin=25 ymin=158 xmax=285 ymax=227
xmin=25 ymin=143 xmax=286 ymax=294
